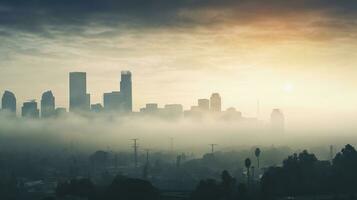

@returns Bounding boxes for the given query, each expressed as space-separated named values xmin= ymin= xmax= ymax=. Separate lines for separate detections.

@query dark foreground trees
xmin=191 ymin=170 xmax=249 ymax=200
xmin=261 ymin=144 xmax=357 ymax=198
xmin=55 ymin=175 xmax=159 ymax=200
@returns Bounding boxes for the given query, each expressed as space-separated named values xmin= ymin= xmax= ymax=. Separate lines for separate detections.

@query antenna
xmin=131 ymin=139 xmax=139 ymax=168
xmin=209 ymin=144 xmax=218 ymax=154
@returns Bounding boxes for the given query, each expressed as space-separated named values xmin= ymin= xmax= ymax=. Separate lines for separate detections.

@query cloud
xmin=0 ymin=0 xmax=356 ymax=38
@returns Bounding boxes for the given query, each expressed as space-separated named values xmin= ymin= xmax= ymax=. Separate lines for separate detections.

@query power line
xmin=209 ymin=144 xmax=218 ymax=153
xmin=131 ymin=139 xmax=139 ymax=168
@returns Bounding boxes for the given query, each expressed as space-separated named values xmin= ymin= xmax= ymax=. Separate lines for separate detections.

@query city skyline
xmin=0 ymin=71 xmax=284 ymax=125
xmin=1 ymin=1 xmax=357 ymax=123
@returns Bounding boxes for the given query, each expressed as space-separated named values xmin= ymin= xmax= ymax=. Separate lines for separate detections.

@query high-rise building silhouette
xmin=41 ymin=90 xmax=55 ymax=118
xmin=198 ymin=99 xmax=209 ymax=111
xmin=210 ymin=93 xmax=221 ymax=112
xmin=120 ymin=71 xmax=132 ymax=112
xmin=103 ymin=91 xmax=121 ymax=111
xmin=69 ymin=72 xmax=89 ymax=112
xmin=271 ymin=109 xmax=285 ymax=133
xmin=1 ymin=90 xmax=16 ymax=115
xmin=91 ymin=103 xmax=103 ymax=113
xmin=55 ymin=107 xmax=66 ymax=117
xmin=22 ymin=100 xmax=39 ymax=118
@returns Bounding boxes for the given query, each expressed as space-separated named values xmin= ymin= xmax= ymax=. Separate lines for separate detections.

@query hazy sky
xmin=1 ymin=0 xmax=357 ymax=122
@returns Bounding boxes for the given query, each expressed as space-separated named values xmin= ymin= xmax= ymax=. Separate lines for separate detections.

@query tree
xmin=191 ymin=179 xmax=222 ymax=200
xmin=245 ymin=158 xmax=252 ymax=186
xmin=106 ymin=175 xmax=159 ymax=200
xmin=221 ymin=170 xmax=236 ymax=199
xmin=255 ymin=148 xmax=261 ymax=168
xmin=56 ymin=178 xmax=95 ymax=199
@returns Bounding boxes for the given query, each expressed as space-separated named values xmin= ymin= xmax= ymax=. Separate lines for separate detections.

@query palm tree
xmin=255 ymin=148 xmax=261 ymax=169
xmin=245 ymin=158 xmax=251 ymax=185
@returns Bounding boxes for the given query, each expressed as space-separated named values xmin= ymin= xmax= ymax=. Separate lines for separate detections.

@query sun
xmin=283 ymin=83 xmax=294 ymax=93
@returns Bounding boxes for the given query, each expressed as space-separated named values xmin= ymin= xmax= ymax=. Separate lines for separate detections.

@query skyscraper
xmin=271 ymin=109 xmax=285 ymax=133
xmin=198 ymin=99 xmax=210 ymax=111
xmin=91 ymin=103 xmax=103 ymax=113
xmin=69 ymin=72 xmax=89 ymax=112
xmin=22 ymin=100 xmax=39 ymax=118
xmin=120 ymin=71 xmax=132 ymax=112
xmin=210 ymin=93 xmax=221 ymax=112
xmin=1 ymin=90 xmax=16 ymax=115
xmin=41 ymin=90 xmax=55 ymax=118
xmin=103 ymin=91 xmax=122 ymax=111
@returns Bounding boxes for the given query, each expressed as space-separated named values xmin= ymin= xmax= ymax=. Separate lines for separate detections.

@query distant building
xmin=41 ymin=90 xmax=55 ymax=118
xmin=55 ymin=107 xmax=66 ymax=117
xmin=140 ymin=103 xmax=159 ymax=114
xmin=1 ymin=90 xmax=16 ymax=116
xmin=103 ymin=91 xmax=122 ymax=111
xmin=145 ymin=103 xmax=158 ymax=113
xmin=91 ymin=103 xmax=103 ymax=113
xmin=271 ymin=109 xmax=285 ymax=133
xmin=69 ymin=72 xmax=89 ymax=112
xmin=22 ymin=100 xmax=40 ymax=118
xmin=120 ymin=71 xmax=132 ymax=112
xmin=198 ymin=99 xmax=209 ymax=111
xmin=222 ymin=107 xmax=242 ymax=121
xmin=163 ymin=104 xmax=183 ymax=119
xmin=102 ymin=71 xmax=132 ymax=114
xmin=210 ymin=93 xmax=221 ymax=112
xmin=86 ymin=93 xmax=91 ymax=111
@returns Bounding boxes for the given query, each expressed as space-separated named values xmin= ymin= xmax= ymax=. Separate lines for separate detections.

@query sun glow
xmin=283 ymin=83 xmax=294 ymax=93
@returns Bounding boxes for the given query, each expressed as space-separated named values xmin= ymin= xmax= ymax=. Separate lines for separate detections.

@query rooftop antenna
xmin=131 ymin=139 xmax=139 ymax=168
xmin=209 ymin=144 xmax=218 ymax=154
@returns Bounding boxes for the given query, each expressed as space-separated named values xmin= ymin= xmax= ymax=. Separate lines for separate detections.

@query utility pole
xmin=209 ymin=144 xmax=218 ymax=154
xmin=330 ymin=145 xmax=334 ymax=163
xmin=169 ymin=137 xmax=174 ymax=153
xmin=131 ymin=139 xmax=139 ymax=168
xmin=145 ymin=149 xmax=150 ymax=164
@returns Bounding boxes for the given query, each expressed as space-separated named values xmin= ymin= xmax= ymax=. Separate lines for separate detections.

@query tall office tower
xmin=41 ymin=90 xmax=55 ymax=118
xmin=120 ymin=71 xmax=132 ymax=112
xmin=69 ymin=72 xmax=89 ymax=112
xmin=1 ymin=90 xmax=16 ymax=115
xmin=91 ymin=103 xmax=103 ymax=113
xmin=198 ymin=99 xmax=210 ymax=111
xmin=210 ymin=93 xmax=221 ymax=112
xmin=22 ymin=100 xmax=40 ymax=118
xmin=271 ymin=109 xmax=285 ymax=133
xmin=103 ymin=91 xmax=122 ymax=111
xmin=55 ymin=107 xmax=67 ymax=117
xmin=85 ymin=93 xmax=91 ymax=110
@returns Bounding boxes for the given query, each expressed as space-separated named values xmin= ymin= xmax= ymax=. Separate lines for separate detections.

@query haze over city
xmin=1 ymin=0 xmax=357 ymax=127
xmin=1 ymin=1 xmax=357 ymax=200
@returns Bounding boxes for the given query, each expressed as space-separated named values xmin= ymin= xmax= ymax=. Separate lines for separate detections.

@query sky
xmin=1 ymin=0 xmax=357 ymax=124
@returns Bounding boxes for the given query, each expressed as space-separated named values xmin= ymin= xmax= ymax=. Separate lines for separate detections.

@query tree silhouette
xmin=245 ymin=158 xmax=252 ymax=186
xmin=332 ymin=144 xmax=357 ymax=192
xmin=191 ymin=179 xmax=222 ymax=200
xmin=106 ymin=175 xmax=159 ymax=200
xmin=255 ymin=148 xmax=261 ymax=169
